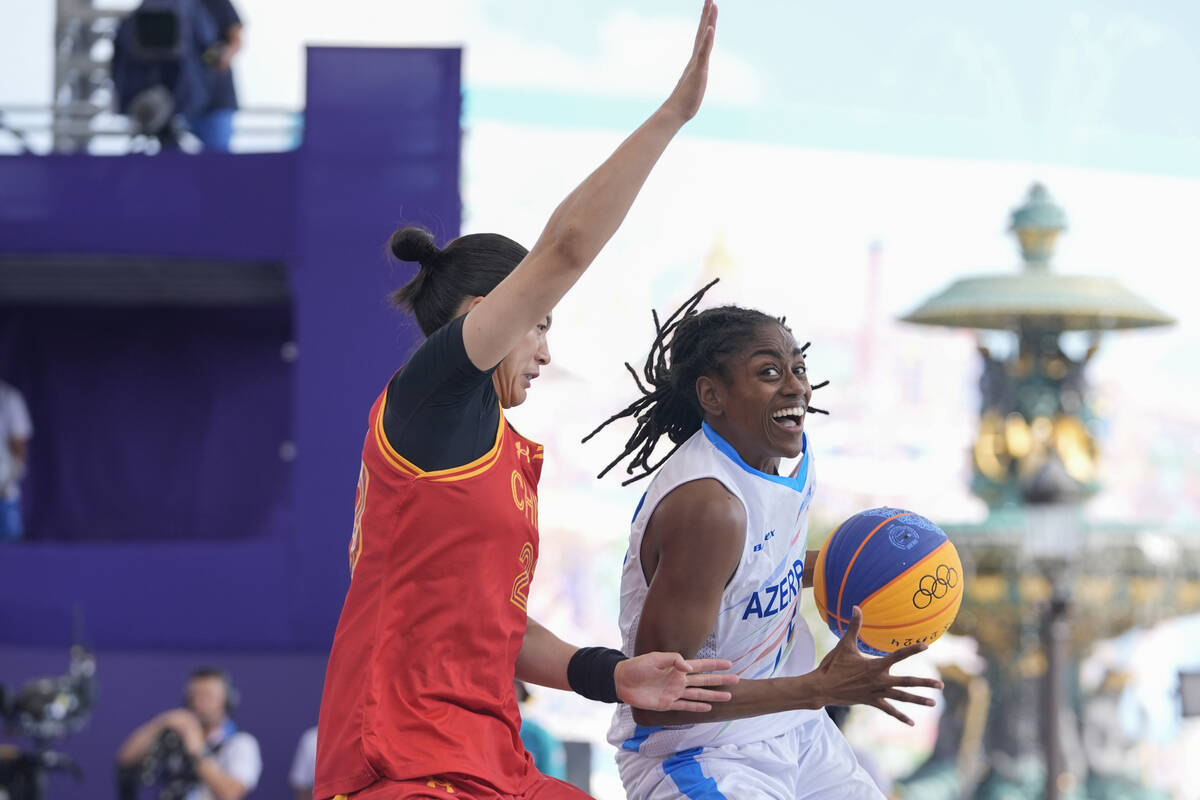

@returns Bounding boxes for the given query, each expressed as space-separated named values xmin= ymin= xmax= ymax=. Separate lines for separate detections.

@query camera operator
xmin=111 ymin=0 xmax=244 ymax=152
xmin=116 ymin=668 xmax=260 ymax=800
xmin=0 ymin=647 xmax=93 ymax=800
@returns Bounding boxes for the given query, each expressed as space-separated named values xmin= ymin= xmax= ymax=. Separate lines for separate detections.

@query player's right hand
xmin=809 ymin=606 xmax=944 ymax=726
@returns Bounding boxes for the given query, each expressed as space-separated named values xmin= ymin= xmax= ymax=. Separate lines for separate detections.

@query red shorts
xmin=333 ymin=773 xmax=592 ymax=800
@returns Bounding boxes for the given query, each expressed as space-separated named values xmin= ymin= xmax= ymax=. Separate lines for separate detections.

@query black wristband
xmin=567 ymin=646 xmax=628 ymax=703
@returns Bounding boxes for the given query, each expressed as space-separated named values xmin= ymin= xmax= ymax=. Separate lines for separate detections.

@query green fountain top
xmin=1010 ymin=183 xmax=1067 ymax=270
xmin=902 ymin=183 xmax=1174 ymax=332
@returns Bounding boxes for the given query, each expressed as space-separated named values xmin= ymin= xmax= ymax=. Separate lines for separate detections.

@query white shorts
xmin=615 ymin=713 xmax=885 ymax=800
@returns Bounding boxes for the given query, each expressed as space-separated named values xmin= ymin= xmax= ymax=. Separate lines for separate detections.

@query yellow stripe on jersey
xmin=348 ymin=461 xmax=369 ymax=574
xmin=372 ymin=394 xmax=508 ymax=482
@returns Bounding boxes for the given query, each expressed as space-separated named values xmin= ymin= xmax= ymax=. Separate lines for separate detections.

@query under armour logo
xmin=515 ymin=442 xmax=530 ymax=462
xmin=425 ymin=778 xmax=456 ymax=794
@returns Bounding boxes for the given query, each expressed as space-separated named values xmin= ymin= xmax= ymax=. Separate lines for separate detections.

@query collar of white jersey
xmin=700 ymin=421 xmax=809 ymax=493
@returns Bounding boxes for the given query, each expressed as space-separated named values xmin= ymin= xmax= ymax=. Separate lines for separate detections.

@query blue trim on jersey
xmin=701 ymin=422 xmax=808 ymax=493
xmin=632 ymin=491 xmax=648 ymax=523
xmin=663 ymin=747 xmax=727 ymax=799
xmin=622 ymin=724 xmax=662 ymax=752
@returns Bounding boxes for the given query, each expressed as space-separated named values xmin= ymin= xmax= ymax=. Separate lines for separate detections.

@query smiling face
xmin=493 ymin=314 xmax=552 ymax=408
xmin=696 ymin=322 xmax=811 ymax=473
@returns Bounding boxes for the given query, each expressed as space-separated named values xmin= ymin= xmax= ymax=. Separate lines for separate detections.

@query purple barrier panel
xmin=0 ymin=47 xmax=461 ymax=652
xmin=0 ymin=154 xmax=295 ymax=261
xmin=0 ymin=541 xmax=290 ymax=650
xmin=0 ymin=306 xmax=293 ymax=544
xmin=285 ymin=46 xmax=461 ymax=645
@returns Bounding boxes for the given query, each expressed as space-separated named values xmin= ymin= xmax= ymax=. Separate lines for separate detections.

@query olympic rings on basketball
xmin=912 ymin=565 xmax=959 ymax=609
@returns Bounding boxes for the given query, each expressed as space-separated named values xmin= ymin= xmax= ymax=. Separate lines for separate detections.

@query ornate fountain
xmin=894 ymin=184 xmax=1200 ymax=799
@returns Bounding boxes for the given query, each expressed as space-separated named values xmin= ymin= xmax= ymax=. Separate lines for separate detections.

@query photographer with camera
xmin=116 ymin=668 xmax=260 ymax=800
xmin=111 ymin=0 xmax=244 ymax=152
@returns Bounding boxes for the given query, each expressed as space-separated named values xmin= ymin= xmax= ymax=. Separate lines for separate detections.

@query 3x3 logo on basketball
xmin=912 ymin=564 xmax=958 ymax=609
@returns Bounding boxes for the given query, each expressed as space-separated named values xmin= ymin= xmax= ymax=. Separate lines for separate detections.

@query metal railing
xmin=0 ymin=104 xmax=304 ymax=155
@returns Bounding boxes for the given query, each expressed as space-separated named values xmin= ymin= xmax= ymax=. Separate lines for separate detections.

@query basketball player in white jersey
xmin=585 ymin=282 xmax=943 ymax=799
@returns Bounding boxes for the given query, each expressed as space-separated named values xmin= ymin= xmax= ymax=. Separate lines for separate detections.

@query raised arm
xmin=462 ymin=1 xmax=718 ymax=371
xmin=632 ymin=481 xmax=943 ymax=728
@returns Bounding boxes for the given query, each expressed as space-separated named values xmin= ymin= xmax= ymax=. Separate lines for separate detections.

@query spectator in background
xmin=515 ymin=680 xmax=566 ymax=780
xmin=117 ymin=668 xmax=261 ymax=800
xmin=288 ymin=725 xmax=317 ymax=800
xmin=190 ymin=0 xmax=243 ymax=152
xmin=111 ymin=0 xmax=242 ymax=152
xmin=0 ymin=380 xmax=31 ymax=542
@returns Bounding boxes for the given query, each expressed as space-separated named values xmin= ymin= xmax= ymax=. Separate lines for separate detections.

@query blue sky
xmin=463 ymin=1 xmax=1200 ymax=176
xmin=4 ymin=1 xmax=1199 ymax=175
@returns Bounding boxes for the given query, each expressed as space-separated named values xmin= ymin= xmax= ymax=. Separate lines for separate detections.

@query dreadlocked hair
xmin=583 ymin=279 xmax=830 ymax=486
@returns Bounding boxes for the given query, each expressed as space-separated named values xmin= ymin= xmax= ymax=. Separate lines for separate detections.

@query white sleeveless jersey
xmin=608 ymin=422 xmax=821 ymax=758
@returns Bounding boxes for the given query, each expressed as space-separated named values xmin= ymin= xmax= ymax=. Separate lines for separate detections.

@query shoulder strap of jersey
xmin=371 ymin=392 xmax=508 ymax=482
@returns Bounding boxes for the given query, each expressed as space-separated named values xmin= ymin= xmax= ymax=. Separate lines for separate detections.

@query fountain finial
xmin=1010 ymin=182 xmax=1067 ymax=271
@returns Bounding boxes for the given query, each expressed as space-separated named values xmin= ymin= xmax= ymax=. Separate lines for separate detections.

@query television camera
xmin=0 ymin=647 xmax=95 ymax=800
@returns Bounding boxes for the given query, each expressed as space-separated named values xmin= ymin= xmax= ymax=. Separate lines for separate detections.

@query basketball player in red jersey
xmin=315 ymin=4 xmax=736 ymax=800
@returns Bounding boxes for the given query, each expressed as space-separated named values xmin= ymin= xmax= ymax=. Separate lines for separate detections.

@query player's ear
xmin=695 ymin=375 xmax=722 ymax=417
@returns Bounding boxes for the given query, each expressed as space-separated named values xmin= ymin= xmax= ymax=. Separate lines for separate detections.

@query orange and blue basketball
xmin=812 ymin=507 xmax=963 ymax=656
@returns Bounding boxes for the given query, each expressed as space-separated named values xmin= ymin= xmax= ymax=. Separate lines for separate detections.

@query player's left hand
xmin=615 ymin=652 xmax=738 ymax=712
xmin=661 ymin=0 xmax=717 ymax=123
xmin=809 ymin=606 xmax=943 ymax=726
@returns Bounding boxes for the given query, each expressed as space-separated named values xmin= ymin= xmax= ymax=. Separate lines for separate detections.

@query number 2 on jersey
xmin=509 ymin=541 xmax=535 ymax=611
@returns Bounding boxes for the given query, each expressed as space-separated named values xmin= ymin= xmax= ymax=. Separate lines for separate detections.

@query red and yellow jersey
xmin=314 ymin=388 xmax=544 ymax=800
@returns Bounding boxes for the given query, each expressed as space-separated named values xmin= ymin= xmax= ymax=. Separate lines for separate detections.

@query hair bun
xmin=389 ymin=227 xmax=440 ymax=266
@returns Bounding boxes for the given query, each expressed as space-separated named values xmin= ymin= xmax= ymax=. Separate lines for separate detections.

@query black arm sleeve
xmin=382 ymin=316 xmax=502 ymax=472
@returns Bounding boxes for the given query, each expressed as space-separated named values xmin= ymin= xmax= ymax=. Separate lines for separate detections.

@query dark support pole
xmin=563 ymin=740 xmax=592 ymax=793
xmin=1043 ymin=586 xmax=1070 ymax=800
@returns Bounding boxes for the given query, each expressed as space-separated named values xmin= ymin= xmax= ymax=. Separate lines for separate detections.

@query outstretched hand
xmin=810 ymin=607 xmax=944 ymax=726
xmin=662 ymin=0 xmax=718 ymax=123
xmin=615 ymin=652 xmax=739 ymax=712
